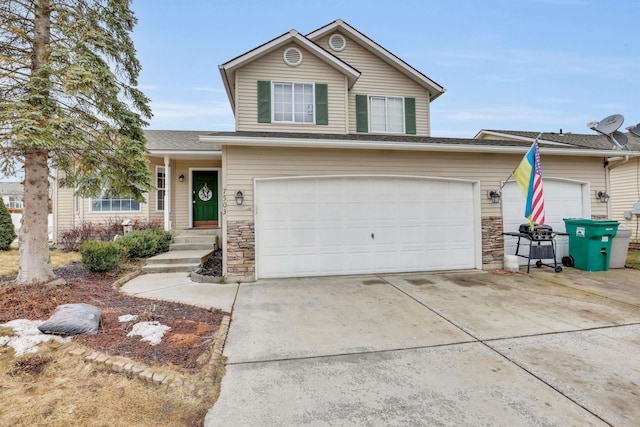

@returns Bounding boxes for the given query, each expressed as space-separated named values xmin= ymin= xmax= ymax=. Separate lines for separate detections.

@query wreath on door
xmin=198 ymin=183 xmax=213 ymax=202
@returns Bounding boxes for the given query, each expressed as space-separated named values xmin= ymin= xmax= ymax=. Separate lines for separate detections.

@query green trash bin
xmin=563 ymin=219 xmax=619 ymax=271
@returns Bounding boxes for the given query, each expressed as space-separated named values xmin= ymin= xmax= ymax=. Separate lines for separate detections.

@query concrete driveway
xmin=205 ymin=268 xmax=640 ymax=426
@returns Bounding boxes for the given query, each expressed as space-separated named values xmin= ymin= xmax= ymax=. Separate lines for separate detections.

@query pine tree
xmin=0 ymin=197 xmax=17 ymax=251
xmin=0 ymin=0 xmax=152 ymax=284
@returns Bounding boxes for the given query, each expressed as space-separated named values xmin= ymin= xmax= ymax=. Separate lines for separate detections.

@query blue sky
xmin=1 ymin=0 xmax=638 ymax=182
xmin=131 ymin=0 xmax=639 ymax=137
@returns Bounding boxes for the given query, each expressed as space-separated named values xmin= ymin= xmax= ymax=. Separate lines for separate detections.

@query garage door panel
xmin=503 ymin=180 xmax=588 ymax=265
xmin=256 ymin=177 xmax=477 ymax=278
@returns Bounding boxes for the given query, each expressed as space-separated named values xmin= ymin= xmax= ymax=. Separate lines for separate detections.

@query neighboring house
xmin=0 ymin=182 xmax=24 ymax=231
xmin=53 ymin=19 xmax=640 ymax=280
xmin=476 ymin=129 xmax=640 ymax=246
xmin=2 ymin=181 xmax=55 ymax=240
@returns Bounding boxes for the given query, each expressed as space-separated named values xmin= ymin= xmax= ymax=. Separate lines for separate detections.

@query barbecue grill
xmin=503 ymin=224 xmax=567 ymax=273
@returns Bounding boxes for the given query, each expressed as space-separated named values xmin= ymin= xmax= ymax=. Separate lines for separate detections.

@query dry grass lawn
xmin=1 ymin=248 xmax=224 ymax=425
xmin=0 ymin=247 xmax=81 ymax=278
xmin=0 ymin=342 xmax=221 ymax=426
xmin=626 ymin=249 xmax=640 ymax=269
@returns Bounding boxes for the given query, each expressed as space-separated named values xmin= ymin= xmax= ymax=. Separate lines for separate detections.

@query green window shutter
xmin=405 ymin=97 xmax=416 ymax=135
xmin=315 ymin=83 xmax=328 ymax=125
xmin=356 ymin=94 xmax=368 ymax=133
xmin=257 ymin=80 xmax=271 ymax=123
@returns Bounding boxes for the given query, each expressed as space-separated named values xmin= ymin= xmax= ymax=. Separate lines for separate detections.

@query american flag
xmin=530 ymin=141 xmax=545 ymax=225
xmin=513 ymin=140 xmax=546 ymax=229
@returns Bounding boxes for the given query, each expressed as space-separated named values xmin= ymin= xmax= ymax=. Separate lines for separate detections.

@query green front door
xmin=193 ymin=171 xmax=218 ymax=227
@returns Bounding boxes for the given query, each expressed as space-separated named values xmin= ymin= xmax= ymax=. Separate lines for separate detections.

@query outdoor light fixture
xmin=597 ymin=190 xmax=610 ymax=203
xmin=235 ymin=190 xmax=244 ymax=205
xmin=178 ymin=174 xmax=185 ymax=182
xmin=488 ymin=190 xmax=502 ymax=204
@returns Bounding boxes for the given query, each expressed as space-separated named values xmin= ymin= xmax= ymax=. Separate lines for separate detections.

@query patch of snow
xmin=118 ymin=314 xmax=138 ymax=323
xmin=126 ymin=321 xmax=170 ymax=346
xmin=1 ymin=319 xmax=71 ymax=356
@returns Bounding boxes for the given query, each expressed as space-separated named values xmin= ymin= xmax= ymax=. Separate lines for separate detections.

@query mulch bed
xmin=198 ymin=249 xmax=222 ymax=277
xmin=0 ymin=263 xmax=227 ymax=373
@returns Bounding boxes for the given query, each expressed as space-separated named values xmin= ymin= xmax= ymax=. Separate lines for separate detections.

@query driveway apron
xmin=206 ymin=269 xmax=640 ymax=426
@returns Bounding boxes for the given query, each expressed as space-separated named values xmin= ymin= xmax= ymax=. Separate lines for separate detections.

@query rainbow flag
xmin=513 ymin=140 xmax=545 ymax=229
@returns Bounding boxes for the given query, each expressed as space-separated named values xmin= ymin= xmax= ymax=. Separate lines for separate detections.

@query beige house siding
xmin=54 ymin=157 xmax=223 ymax=239
xmin=610 ymin=158 xmax=640 ymax=242
xmin=235 ymin=44 xmax=348 ymax=133
xmin=315 ymin=33 xmax=431 ymax=136
xmin=223 ymin=146 xmax=608 ymax=223
xmin=54 ymin=185 xmax=75 ymax=236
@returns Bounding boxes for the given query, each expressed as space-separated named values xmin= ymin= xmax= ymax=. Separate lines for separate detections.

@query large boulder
xmin=38 ymin=303 xmax=102 ymax=336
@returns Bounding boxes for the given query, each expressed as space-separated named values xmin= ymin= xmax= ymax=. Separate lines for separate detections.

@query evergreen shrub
xmin=79 ymin=241 xmax=121 ymax=272
xmin=0 ymin=198 xmax=17 ymax=251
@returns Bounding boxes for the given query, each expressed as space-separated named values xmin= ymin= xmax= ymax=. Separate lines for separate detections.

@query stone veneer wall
xmin=226 ymin=220 xmax=255 ymax=277
xmin=482 ymin=216 xmax=504 ymax=267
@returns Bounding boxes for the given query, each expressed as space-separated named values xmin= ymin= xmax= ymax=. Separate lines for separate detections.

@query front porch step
xmin=171 ymin=230 xmax=218 ymax=252
xmin=142 ymin=263 xmax=200 ymax=274
xmin=146 ymin=250 xmax=213 ymax=265
xmin=169 ymin=242 xmax=215 ymax=251
xmin=173 ymin=229 xmax=218 ymax=237
xmin=142 ymin=249 xmax=213 ymax=274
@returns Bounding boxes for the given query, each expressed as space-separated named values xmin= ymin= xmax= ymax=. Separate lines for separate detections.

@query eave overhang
xmin=199 ymin=134 xmax=637 ymax=158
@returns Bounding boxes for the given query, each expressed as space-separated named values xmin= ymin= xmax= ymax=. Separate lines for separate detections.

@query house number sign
xmin=198 ymin=183 xmax=213 ymax=201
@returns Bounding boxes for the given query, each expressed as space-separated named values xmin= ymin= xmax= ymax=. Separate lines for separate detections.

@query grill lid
xmin=519 ymin=223 xmax=554 ymax=240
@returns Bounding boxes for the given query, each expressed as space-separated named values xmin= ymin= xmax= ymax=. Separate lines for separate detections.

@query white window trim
xmin=156 ymin=165 xmax=166 ymax=212
xmin=272 ymin=81 xmax=316 ymax=124
xmin=90 ymin=195 xmax=142 ymax=212
xmin=7 ymin=195 xmax=23 ymax=209
xmin=369 ymin=95 xmax=405 ymax=134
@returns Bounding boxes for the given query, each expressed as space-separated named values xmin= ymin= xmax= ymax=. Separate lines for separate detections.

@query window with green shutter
xmin=356 ymin=94 xmax=368 ymax=132
xmin=315 ymin=83 xmax=328 ymax=125
xmin=404 ymin=97 xmax=416 ymax=135
xmin=257 ymin=80 xmax=271 ymax=123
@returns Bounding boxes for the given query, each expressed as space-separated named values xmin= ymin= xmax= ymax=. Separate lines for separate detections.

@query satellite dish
xmin=628 ymin=123 xmax=640 ymax=138
xmin=611 ymin=131 xmax=628 ymax=148
xmin=588 ymin=114 xmax=627 ymax=150
xmin=593 ymin=114 xmax=624 ymax=136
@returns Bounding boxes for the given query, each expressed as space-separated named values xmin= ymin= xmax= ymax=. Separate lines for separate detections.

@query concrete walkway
xmin=121 ymin=268 xmax=640 ymax=426
xmin=121 ymin=272 xmax=238 ymax=313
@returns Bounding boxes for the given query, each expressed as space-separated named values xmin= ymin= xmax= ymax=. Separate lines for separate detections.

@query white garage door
xmin=503 ymin=179 xmax=589 ymax=265
xmin=255 ymin=176 xmax=479 ymax=278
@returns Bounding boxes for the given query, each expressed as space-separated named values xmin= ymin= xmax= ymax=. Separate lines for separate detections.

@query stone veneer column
xmin=226 ymin=220 xmax=255 ymax=277
xmin=482 ymin=216 xmax=504 ymax=267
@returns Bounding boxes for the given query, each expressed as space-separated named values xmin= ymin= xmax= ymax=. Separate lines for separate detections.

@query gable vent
xmin=283 ymin=47 xmax=303 ymax=66
xmin=329 ymin=34 xmax=346 ymax=52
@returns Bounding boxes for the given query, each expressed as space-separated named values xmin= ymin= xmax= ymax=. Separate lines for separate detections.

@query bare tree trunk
xmin=16 ymin=0 xmax=57 ymax=284
xmin=17 ymin=149 xmax=56 ymax=284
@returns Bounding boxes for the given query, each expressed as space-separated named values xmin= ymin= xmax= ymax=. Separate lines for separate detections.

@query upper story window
xmin=7 ymin=196 xmax=23 ymax=209
xmin=274 ymin=82 xmax=314 ymax=123
xmin=257 ymin=80 xmax=328 ymax=125
xmin=356 ymin=94 xmax=416 ymax=135
xmin=91 ymin=195 xmax=141 ymax=212
xmin=156 ymin=166 xmax=166 ymax=212
xmin=370 ymin=96 xmax=404 ymax=133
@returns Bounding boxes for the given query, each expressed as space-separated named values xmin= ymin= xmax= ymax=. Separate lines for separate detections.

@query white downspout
xmin=604 ymin=155 xmax=631 ymax=218
xmin=164 ymin=155 xmax=171 ymax=231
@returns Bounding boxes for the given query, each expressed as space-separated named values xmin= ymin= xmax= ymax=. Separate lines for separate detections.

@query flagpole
xmin=499 ymin=173 xmax=513 ymax=190
xmin=499 ymin=135 xmax=543 ymax=191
